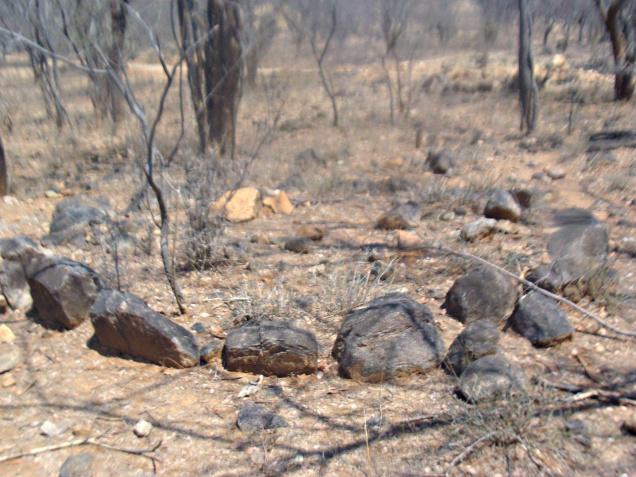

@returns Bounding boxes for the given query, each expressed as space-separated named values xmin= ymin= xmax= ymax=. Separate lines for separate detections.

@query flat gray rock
xmin=237 ymin=404 xmax=288 ymax=432
xmin=332 ymin=294 xmax=444 ymax=383
xmin=59 ymin=453 xmax=93 ymax=477
xmin=443 ymin=266 xmax=518 ymax=325
xmin=445 ymin=320 xmax=499 ymax=376
xmin=459 ymin=354 xmax=526 ymax=402
xmin=223 ymin=320 xmax=319 ymax=377
xmin=44 ymin=197 xmax=110 ymax=246
xmin=510 ymin=292 xmax=573 ymax=347
xmin=90 ymin=289 xmax=199 ymax=368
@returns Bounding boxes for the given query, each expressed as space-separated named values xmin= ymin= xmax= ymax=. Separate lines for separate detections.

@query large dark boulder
xmin=28 ymin=257 xmax=100 ymax=329
xmin=444 ymin=320 xmax=499 ymax=376
xmin=90 ymin=289 xmax=199 ymax=368
xmin=443 ymin=266 xmax=518 ymax=325
xmin=509 ymin=292 xmax=573 ymax=347
xmin=44 ymin=197 xmax=110 ymax=246
xmin=332 ymin=294 xmax=444 ymax=383
xmin=376 ymin=202 xmax=421 ymax=230
xmin=223 ymin=320 xmax=319 ymax=377
xmin=484 ymin=189 xmax=521 ymax=222
xmin=459 ymin=354 xmax=526 ymax=402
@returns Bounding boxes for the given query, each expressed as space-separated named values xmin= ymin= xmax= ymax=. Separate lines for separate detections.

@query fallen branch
xmin=423 ymin=244 xmax=636 ymax=339
xmin=0 ymin=437 xmax=162 ymax=471
xmin=444 ymin=431 xmax=497 ymax=476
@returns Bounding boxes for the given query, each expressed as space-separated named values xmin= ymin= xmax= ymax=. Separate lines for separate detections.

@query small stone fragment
xmin=460 ymin=218 xmax=497 ymax=241
xmin=209 ymin=187 xmax=261 ymax=223
xmin=262 ymin=190 xmax=294 ymax=215
xmin=545 ymin=167 xmax=566 ymax=180
xmin=426 ymin=150 xmax=455 ymax=175
xmin=41 ymin=420 xmax=65 ymax=437
xmin=200 ymin=338 xmax=225 ymax=364
xmin=396 ymin=230 xmax=423 ymax=250
xmin=0 ymin=324 xmax=15 ymax=343
xmin=133 ymin=419 xmax=153 ymax=438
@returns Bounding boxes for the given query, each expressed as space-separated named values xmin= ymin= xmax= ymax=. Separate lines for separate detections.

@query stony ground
xmin=0 ymin=42 xmax=635 ymax=476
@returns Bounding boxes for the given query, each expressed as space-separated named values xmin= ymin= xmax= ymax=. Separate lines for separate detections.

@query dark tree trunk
xmin=0 ymin=135 xmax=8 ymax=197
xmin=177 ymin=0 xmax=243 ymax=156
xmin=518 ymin=0 xmax=538 ymax=132
xmin=596 ymin=0 xmax=634 ymax=101
xmin=108 ymin=0 xmax=129 ymax=123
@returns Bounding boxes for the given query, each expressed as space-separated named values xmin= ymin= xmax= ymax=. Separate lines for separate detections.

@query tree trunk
xmin=518 ymin=0 xmax=538 ymax=132
xmin=0 ymin=135 xmax=8 ymax=197
xmin=177 ymin=0 xmax=243 ymax=156
xmin=108 ymin=0 xmax=129 ymax=123
xmin=543 ymin=21 xmax=554 ymax=49
xmin=606 ymin=1 xmax=634 ymax=100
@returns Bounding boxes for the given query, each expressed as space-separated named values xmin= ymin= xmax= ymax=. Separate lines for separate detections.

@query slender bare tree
xmin=518 ymin=0 xmax=538 ymax=132
xmin=0 ymin=134 xmax=7 ymax=197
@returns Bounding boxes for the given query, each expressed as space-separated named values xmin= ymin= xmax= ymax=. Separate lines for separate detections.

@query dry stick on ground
xmin=0 ymin=437 xmax=162 ymax=470
xmin=420 ymin=243 xmax=636 ymax=338
xmin=444 ymin=431 xmax=497 ymax=477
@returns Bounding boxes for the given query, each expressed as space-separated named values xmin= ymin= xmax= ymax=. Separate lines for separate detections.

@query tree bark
xmin=0 ymin=135 xmax=8 ymax=197
xmin=596 ymin=0 xmax=634 ymax=101
xmin=518 ymin=0 xmax=538 ymax=133
xmin=108 ymin=0 xmax=129 ymax=123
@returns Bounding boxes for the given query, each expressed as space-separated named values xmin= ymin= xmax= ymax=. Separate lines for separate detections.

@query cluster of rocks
xmin=209 ymin=187 xmax=294 ymax=223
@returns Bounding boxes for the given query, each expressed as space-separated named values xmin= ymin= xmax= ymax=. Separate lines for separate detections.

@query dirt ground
xmin=0 ymin=34 xmax=635 ymax=477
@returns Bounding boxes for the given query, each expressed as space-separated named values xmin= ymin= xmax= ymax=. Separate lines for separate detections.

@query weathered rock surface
xmin=459 ymin=354 xmax=526 ymax=402
xmin=28 ymin=258 xmax=100 ymax=330
xmin=59 ymin=453 xmax=94 ymax=477
xmin=90 ymin=289 xmax=199 ymax=368
xmin=0 ymin=236 xmax=47 ymax=310
xmin=237 ymin=404 xmax=288 ymax=432
xmin=262 ymin=190 xmax=294 ymax=215
xmin=376 ymin=202 xmax=421 ymax=230
xmin=0 ymin=344 xmax=20 ymax=373
xmin=445 ymin=320 xmax=499 ymax=376
xmin=528 ymin=210 xmax=610 ymax=300
xmin=284 ymin=237 xmax=312 ymax=254
xmin=426 ymin=150 xmax=455 ymax=174
xmin=209 ymin=187 xmax=261 ymax=223
xmin=332 ymin=294 xmax=444 ymax=383
xmin=44 ymin=197 xmax=110 ymax=246
xmin=223 ymin=320 xmax=319 ymax=377
xmin=484 ymin=189 xmax=521 ymax=222
xmin=443 ymin=266 xmax=517 ymax=325
xmin=461 ymin=218 xmax=497 ymax=242
xmin=510 ymin=292 xmax=573 ymax=347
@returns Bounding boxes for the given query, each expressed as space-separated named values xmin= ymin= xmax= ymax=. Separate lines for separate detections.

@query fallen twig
xmin=445 ymin=431 xmax=497 ymax=476
xmin=0 ymin=437 xmax=162 ymax=472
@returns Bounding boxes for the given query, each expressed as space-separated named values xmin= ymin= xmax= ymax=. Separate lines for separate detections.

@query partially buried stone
xmin=237 ymin=404 xmax=288 ymax=432
xmin=459 ymin=354 xmax=526 ymax=402
xmin=59 ymin=453 xmax=94 ymax=477
xmin=376 ymin=202 xmax=421 ymax=230
xmin=444 ymin=320 xmax=499 ymax=376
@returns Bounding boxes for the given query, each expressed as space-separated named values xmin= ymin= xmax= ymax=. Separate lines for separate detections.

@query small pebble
xmin=133 ymin=419 xmax=153 ymax=438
